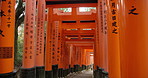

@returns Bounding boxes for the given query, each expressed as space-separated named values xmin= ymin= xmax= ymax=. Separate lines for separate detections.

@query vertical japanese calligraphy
xmin=107 ymin=0 xmax=121 ymax=77
xmin=0 ymin=0 xmax=15 ymax=74
xmin=110 ymin=0 xmax=119 ymax=34
xmin=51 ymin=21 xmax=59 ymax=65
xmin=102 ymin=0 xmax=108 ymax=72
xmin=22 ymin=0 xmax=36 ymax=68
xmin=45 ymin=8 xmax=52 ymax=71
xmin=57 ymin=21 xmax=62 ymax=68
xmin=99 ymin=1 xmax=103 ymax=33
xmin=0 ymin=0 xmax=2 ymax=27
xmin=36 ymin=0 xmax=45 ymax=67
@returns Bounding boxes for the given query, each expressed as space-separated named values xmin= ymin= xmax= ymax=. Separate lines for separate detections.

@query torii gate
xmin=0 ymin=0 xmax=148 ymax=78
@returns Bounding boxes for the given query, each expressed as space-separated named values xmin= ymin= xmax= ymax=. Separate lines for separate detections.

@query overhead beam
xmin=46 ymin=0 xmax=97 ymax=5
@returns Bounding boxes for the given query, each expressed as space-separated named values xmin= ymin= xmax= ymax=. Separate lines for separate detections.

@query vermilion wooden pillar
xmin=62 ymin=43 xmax=70 ymax=77
xmin=106 ymin=0 xmax=121 ymax=78
xmin=57 ymin=21 xmax=62 ymax=67
xmin=80 ymin=47 xmax=83 ymax=70
xmin=0 ymin=0 xmax=2 ymax=25
xmin=102 ymin=0 xmax=108 ymax=72
xmin=0 ymin=0 xmax=15 ymax=77
xmin=83 ymin=49 xmax=87 ymax=69
xmin=51 ymin=21 xmax=59 ymax=78
xmin=45 ymin=7 xmax=53 ymax=78
xmin=69 ymin=44 xmax=74 ymax=72
xmin=94 ymin=26 xmax=99 ymax=70
xmin=36 ymin=0 xmax=46 ymax=78
xmin=21 ymin=0 xmax=36 ymax=77
xmin=69 ymin=44 xmax=72 ymax=68
xmin=71 ymin=45 xmax=76 ymax=72
xmin=94 ymin=4 xmax=100 ymax=71
xmin=119 ymin=0 xmax=148 ymax=78
xmin=77 ymin=47 xmax=81 ymax=71
xmin=75 ymin=46 xmax=80 ymax=72
xmin=66 ymin=44 xmax=71 ymax=74
xmin=90 ymin=53 xmax=94 ymax=65
xmin=73 ymin=46 xmax=78 ymax=72
xmin=94 ymin=0 xmax=108 ymax=77
xmin=86 ymin=51 xmax=90 ymax=67
xmin=98 ymin=0 xmax=104 ymax=69
xmin=81 ymin=48 xmax=85 ymax=70
xmin=57 ymin=21 xmax=63 ymax=77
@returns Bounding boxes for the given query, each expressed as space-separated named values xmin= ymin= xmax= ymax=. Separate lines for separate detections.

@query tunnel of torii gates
xmin=0 ymin=0 xmax=148 ymax=78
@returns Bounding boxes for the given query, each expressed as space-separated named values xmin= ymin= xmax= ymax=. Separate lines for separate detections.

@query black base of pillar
xmin=93 ymin=66 xmax=105 ymax=78
xmin=63 ymin=69 xmax=66 ymax=77
xmin=36 ymin=66 xmax=45 ymax=78
xmin=52 ymin=65 xmax=58 ymax=78
xmin=81 ymin=67 xmax=83 ymax=71
xmin=98 ymin=68 xmax=104 ymax=78
xmin=82 ymin=65 xmax=84 ymax=70
xmin=65 ymin=69 xmax=68 ymax=76
xmin=94 ymin=70 xmax=100 ymax=78
xmin=20 ymin=67 xmax=36 ymax=78
xmin=70 ymin=68 xmax=74 ymax=73
xmin=74 ymin=65 xmax=79 ymax=72
xmin=58 ymin=68 xmax=63 ymax=77
xmin=74 ymin=65 xmax=77 ymax=72
xmin=102 ymin=71 xmax=109 ymax=78
xmin=82 ymin=65 xmax=86 ymax=70
xmin=66 ymin=69 xmax=70 ymax=75
xmin=68 ymin=68 xmax=71 ymax=75
xmin=78 ymin=65 xmax=80 ymax=71
xmin=45 ymin=70 xmax=53 ymax=78
xmin=61 ymin=69 xmax=65 ymax=77
xmin=0 ymin=72 xmax=15 ymax=78
xmin=79 ymin=66 xmax=82 ymax=71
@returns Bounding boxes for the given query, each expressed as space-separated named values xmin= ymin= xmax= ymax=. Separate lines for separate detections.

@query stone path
xmin=67 ymin=70 xmax=93 ymax=78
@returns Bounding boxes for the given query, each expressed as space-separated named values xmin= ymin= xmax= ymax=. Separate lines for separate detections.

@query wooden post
xmin=45 ymin=7 xmax=53 ymax=78
xmin=21 ymin=0 xmax=36 ymax=77
xmin=0 ymin=0 xmax=15 ymax=77
xmin=106 ymin=0 xmax=121 ymax=78
xmin=36 ymin=0 xmax=46 ymax=78
xmin=102 ymin=0 xmax=108 ymax=72
xmin=52 ymin=21 xmax=59 ymax=78
xmin=119 ymin=0 xmax=148 ymax=78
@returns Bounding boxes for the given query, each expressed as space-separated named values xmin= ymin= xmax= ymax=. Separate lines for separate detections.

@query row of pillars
xmin=1 ymin=0 xmax=148 ymax=78
xmin=94 ymin=0 xmax=148 ymax=78
xmin=0 ymin=0 xmax=93 ymax=78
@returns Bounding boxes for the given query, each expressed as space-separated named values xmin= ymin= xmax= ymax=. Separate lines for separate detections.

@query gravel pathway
xmin=67 ymin=70 xmax=93 ymax=78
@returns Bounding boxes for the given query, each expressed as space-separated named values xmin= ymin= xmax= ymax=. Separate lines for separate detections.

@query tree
xmin=15 ymin=0 xmax=25 ymax=67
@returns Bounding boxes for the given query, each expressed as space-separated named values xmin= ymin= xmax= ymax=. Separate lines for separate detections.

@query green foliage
xmin=59 ymin=8 xmax=72 ymax=12
xmin=79 ymin=7 xmax=96 ymax=12
xmin=15 ymin=0 xmax=25 ymax=67
xmin=15 ymin=25 xmax=24 ymax=67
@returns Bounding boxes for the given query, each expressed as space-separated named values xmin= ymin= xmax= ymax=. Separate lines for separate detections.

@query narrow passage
xmin=68 ymin=70 xmax=93 ymax=78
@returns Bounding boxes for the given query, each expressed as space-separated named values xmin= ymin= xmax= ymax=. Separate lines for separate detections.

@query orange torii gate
xmin=45 ymin=2 xmax=97 ymax=77
xmin=1 ymin=0 xmax=148 ymax=78
xmin=59 ymin=43 xmax=94 ymax=75
xmin=67 ymin=43 xmax=94 ymax=72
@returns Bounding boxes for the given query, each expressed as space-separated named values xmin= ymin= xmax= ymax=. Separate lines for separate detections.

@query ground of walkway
xmin=67 ymin=70 xmax=93 ymax=78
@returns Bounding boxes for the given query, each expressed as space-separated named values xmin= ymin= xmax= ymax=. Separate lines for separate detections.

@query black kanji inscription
xmin=0 ymin=29 xmax=5 ymax=37
xmin=0 ymin=10 xmax=6 ymax=17
xmin=112 ymin=28 xmax=118 ymax=34
xmin=129 ymin=6 xmax=139 ymax=15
